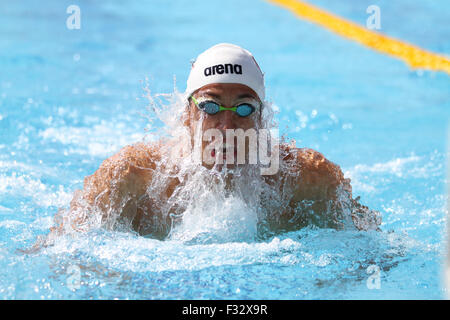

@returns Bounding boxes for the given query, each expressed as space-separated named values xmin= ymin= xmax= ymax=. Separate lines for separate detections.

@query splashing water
xmin=168 ymin=189 xmax=259 ymax=243
xmin=0 ymin=76 xmax=444 ymax=300
xmin=109 ymin=81 xmax=287 ymax=242
xmin=1 ymin=0 xmax=448 ymax=300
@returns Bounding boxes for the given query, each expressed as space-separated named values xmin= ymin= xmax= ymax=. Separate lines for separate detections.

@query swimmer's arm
xmin=50 ymin=143 xmax=158 ymax=237
xmin=285 ymin=147 xmax=381 ymax=230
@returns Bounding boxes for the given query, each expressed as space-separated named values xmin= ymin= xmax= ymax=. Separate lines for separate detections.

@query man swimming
xmin=40 ymin=43 xmax=381 ymax=246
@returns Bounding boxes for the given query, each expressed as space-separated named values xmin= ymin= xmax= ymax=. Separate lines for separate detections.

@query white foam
xmin=0 ymin=173 xmax=72 ymax=208
xmin=344 ymin=155 xmax=430 ymax=193
xmin=0 ymin=205 xmax=13 ymax=213
xmin=0 ymin=220 xmax=26 ymax=228
xmin=45 ymin=232 xmax=303 ymax=273
xmin=346 ymin=155 xmax=421 ymax=177
xmin=38 ymin=120 xmax=150 ymax=158
xmin=169 ymin=195 xmax=258 ymax=243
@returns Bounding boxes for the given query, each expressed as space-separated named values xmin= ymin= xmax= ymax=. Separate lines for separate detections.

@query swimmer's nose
xmin=217 ymin=110 xmax=235 ymax=130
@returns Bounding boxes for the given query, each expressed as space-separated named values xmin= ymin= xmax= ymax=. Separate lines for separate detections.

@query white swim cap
xmin=185 ymin=43 xmax=265 ymax=101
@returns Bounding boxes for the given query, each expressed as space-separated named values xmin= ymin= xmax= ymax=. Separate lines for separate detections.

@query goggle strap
xmin=191 ymin=96 xmax=199 ymax=106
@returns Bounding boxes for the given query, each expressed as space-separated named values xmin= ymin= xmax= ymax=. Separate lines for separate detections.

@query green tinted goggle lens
xmin=191 ymin=96 xmax=256 ymax=117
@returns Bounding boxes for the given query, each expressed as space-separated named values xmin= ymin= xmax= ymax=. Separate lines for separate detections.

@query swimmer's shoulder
xmin=279 ymin=143 xmax=345 ymax=189
xmin=101 ymin=141 xmax=163 ymax=171
xmin=83 ymin=141 xmax=162 ymax=192
xmin=280 ymin=143 xmax=333 ymax=168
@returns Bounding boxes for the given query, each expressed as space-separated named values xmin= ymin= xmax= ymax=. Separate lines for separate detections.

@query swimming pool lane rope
xmin=267 ymin=0 xmax=450 ymax=75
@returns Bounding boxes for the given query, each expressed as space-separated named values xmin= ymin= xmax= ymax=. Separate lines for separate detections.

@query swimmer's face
xmin=186 ymin=83 xmax=262 ymax=167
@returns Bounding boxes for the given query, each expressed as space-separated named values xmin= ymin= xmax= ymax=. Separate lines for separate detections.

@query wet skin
xmin=184 ymin=83 xmax=263 ymax=169
xmin=38 ymin=83 xmax=381 ymax=247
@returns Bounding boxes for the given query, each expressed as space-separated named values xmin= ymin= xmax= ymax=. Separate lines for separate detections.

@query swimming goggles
xmin=190 ymin=96 xmax=258 ymax=117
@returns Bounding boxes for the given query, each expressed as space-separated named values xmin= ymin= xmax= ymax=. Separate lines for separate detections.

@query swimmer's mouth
xmin=211 ymin=143 xmax=238 ymax=159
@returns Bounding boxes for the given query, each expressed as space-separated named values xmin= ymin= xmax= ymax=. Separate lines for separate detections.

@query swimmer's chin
xmin=201 ymin=161 xmax=237 ymax=171
xmin=200 ymin=149 xmax=246 ymax=170
xmin=201 ymin=161 xmax=259 ymax=173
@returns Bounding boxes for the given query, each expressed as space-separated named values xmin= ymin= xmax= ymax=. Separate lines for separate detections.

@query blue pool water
xmin=0 ymin=0 xmax=449 ymax=299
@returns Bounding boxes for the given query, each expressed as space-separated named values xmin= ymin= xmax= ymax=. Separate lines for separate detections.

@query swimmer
xmin=38 ymin=43 xmax=381 ymax=247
